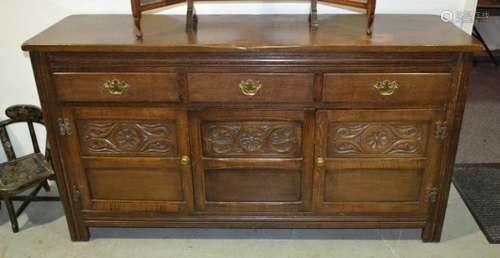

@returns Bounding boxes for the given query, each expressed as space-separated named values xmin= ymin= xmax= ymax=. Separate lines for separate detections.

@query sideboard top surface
xmin=22 ymin=14 xmax=482 ymax=53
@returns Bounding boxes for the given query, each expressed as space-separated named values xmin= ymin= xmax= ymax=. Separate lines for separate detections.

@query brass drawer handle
xmin=103 ymin=79 xmax=129 ymax=95
xmin=374 ymin=80 xmax=399 ymax=96
xmin=316 ymin=157 xmax=325 ymax=167
xmin=238 ymin=79 xmax=262 ymax=96
xmin=180 ymin=155 xmax=191 ymax=166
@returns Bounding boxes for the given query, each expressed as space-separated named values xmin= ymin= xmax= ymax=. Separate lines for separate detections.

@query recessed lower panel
xmin=87 ymin=168 xmax=184 ymax=201
xmin=324 ymin=168 xmax=423 ymax=202
xmin=205 ymin=169 xmax=302 ymax=202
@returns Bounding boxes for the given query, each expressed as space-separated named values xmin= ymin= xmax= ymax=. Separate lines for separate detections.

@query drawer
xmin=53 ymin=73 xmax=179 ymax=102
xmin=187 ymin=73 xmax=314 ymax=103
xmin=322 ymin=73 xmax=451 ymax=107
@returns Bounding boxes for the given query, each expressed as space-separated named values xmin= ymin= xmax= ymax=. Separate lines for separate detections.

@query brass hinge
xmin=427 ymin=187 xmax=439 ymax=204
xmin=434 ymin=121 xmax=448 ymax=140
xmin=71 ymin=184 xmax=81 ymax=203
xmin=58 ymin=118 xmax=72 ymax=136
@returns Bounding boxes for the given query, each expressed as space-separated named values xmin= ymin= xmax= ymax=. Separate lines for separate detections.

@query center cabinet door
xmin=314 ymin=109 xmax=445 ymax=217
xmin=60 ymin=107 xmax=194 ymax=214
xmin=190 ymin=109 xmax=315 ymax=213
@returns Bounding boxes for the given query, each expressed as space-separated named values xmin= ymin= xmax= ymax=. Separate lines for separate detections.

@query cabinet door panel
xmin=190 ymin=109 xmax=314 ymax=213
xmin=83 ymin=158 xmax=184 ymax=201
xmin=205 ymin=168 xmax=302 ymax=202
xmin=314 ymin=109 xmax=444 ymax=216
xmin=60 ymin=107 xmax=193 ymax=214
xmin=323 ymin=159 xmax=425 ymax=204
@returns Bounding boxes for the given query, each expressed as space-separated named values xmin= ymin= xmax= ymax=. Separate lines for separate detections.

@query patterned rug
xmin=453 ymin=164 xmax=500 ymax=244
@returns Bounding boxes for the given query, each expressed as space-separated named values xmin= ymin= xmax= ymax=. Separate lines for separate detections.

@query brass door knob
xmin=374 ymin=80 xmax=399 ymax=96
xmin=316 ymin=157 xmax=326 ymax=167
xmin=180 ymin=155 xmax=191 ymax=166
xmin=103 ymin=79 xmax=129 ymax=95
xmin=238 ymin=79 xmax=262 ymax=96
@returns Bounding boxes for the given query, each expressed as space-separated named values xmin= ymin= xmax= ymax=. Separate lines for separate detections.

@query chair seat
xmin=0 ymin=153 xmax=53 ymax=192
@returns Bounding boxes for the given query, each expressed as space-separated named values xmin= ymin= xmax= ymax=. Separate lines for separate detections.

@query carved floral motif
xmin=328 ymin=122 xmax=425 ymax=156
xmin=79 ymin=121 xmax=177 ymax=156
xmin=203 ymin=122 xmax=302 ymax=157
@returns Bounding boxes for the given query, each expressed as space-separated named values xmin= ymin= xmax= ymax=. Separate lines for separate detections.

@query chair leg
xmin=42 ymin=179 xmax=51 ymax=192
xmin=473 ymin=25 xmax=499 ymax=66
xmin=3 ymin=197 xmax=19 ymax=233
xmin=15 ymin=183 xmax=43 ymax=217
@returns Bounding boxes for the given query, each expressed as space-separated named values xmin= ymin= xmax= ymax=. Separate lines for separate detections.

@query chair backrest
xmin=0 ymin=105 xmax=48 ymax=162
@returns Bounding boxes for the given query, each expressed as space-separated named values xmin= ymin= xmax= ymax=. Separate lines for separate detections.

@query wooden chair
xmin=0 ymin=105 xmax=59 ymax=233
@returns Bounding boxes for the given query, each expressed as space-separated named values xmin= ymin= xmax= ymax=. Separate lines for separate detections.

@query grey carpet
xmin=453 ymin=165 xmax=500 ymax=244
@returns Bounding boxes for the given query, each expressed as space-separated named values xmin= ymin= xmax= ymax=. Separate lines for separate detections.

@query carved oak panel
xmin=202 ymin=121 xmax=302 ymax=157
xmin=327 ymin=122 xmax=427 ymax=157
xmin=79 ymin=120 xmax=178 ymax=156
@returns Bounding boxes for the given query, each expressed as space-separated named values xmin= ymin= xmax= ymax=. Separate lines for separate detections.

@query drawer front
xmin=322 ymin=73 xmax=451 ymax=107
xmin=190 ymin=109 xmax=315 ymax=213
xmin=314 ymin=109 xmax=445 ymax=217
xmin=187 ymin=73 xmax=314 ymax=103
xmin=53 ymin=73 xmax=179 ymax=102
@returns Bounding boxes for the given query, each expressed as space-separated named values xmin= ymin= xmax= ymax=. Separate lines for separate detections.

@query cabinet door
xmin=314 ymin=110 xmax=445 ymax=217
xmin=60 ymin=107 xmax=193 ymax=214
xmin=190 ymin=109 xmax=315 ymax=213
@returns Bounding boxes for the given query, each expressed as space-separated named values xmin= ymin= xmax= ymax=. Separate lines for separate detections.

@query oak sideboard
xmin=22 ymin=14 xmax=481 ymax=241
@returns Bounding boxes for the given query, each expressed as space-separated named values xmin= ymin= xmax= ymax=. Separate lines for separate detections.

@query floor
xmin=1 ymin=64 xmax=500 ymax=258
xmin=456 ymin=65 xmax=500 ymax=164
